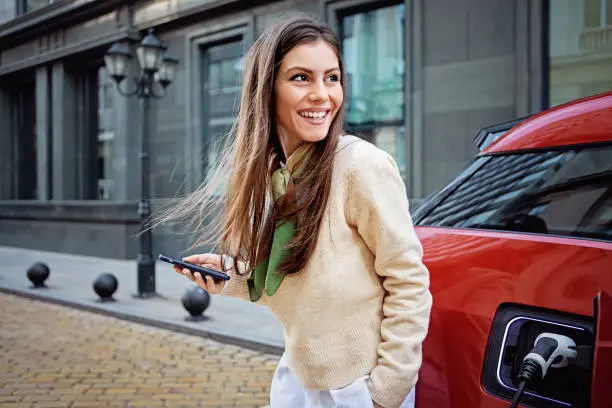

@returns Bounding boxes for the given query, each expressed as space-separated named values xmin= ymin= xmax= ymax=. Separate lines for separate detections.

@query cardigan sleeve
xmin=348 ymin=144 xmax=433 ymax=408
xmin=219 ymin=258 xmax=254 ymax=303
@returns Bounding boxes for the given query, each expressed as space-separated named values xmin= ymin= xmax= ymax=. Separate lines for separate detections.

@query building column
xmin=36 ymin=66 xmax=51 ymax=200
xmin=51 ymin=62 xmax=78 ymax=199
xmin=111 ymin=61 xmax=141 ymax=201
xmin=0 ymin=85 xmax=13 ymax=199
xmin=529 ymin=0 xmax=547 ymax=112
xmin=516 ymin=0 xmax=547 ymax=117
xmin=408 ymin=0 xmax=424 ymax=200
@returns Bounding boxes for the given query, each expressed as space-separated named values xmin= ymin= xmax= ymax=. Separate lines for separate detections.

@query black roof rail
xmin=473 ymin=115 xmax=531 ymax=151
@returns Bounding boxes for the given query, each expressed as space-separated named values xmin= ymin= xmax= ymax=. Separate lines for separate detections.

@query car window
xmin=416 ymin=145 xmax=612 ymax=242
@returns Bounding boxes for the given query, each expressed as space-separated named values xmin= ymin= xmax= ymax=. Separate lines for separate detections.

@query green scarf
xmin=247 ymin=144 xmax=313 ymax=302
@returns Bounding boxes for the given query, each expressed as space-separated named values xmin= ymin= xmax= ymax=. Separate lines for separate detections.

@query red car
xmin=412 ymin=91 xmax=612 ymax=408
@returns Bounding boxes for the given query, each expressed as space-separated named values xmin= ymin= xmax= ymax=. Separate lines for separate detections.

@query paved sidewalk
xmin=0 ymin=246 xmax=284 ymax=355
xmin=1 ymin=293 xmax=280 ymax=407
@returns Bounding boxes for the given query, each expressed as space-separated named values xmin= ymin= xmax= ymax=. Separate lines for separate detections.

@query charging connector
xmin=509 ymin=333 xmax=577 ymax=408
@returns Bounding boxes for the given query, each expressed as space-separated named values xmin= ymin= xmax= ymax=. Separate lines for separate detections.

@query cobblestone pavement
xmin=0 ymin=293 xmax=280 ymax=408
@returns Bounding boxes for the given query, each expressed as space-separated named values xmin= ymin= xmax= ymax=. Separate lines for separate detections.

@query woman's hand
xmin=173 ymin=253 xmax=227 ymax=294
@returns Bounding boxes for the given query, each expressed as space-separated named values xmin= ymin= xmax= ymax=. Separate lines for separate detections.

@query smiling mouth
xmin=298 ymin=110 xmax=330 ymax=124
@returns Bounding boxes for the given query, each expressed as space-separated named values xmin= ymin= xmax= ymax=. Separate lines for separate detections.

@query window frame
xmin=200 ymin=36 xmax=244 ymax=186
xmin=79 ymin=63 xmax=105 ymax=200
xmin=583 ymin=0 xmax=611 ymax=28
xmin=184 ymin=18 xmax=254 ymax=192
xmin=327 ymin=0 xmax=412 ymax=187
xmin=65 ymin=57 xmax=112 ymax=201
xmin=7 ymin=78 xmax=38 ymax=200
xmin=329 ymin=0 xmax=407 ymax=131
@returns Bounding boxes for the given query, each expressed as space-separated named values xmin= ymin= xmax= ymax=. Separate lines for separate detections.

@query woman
xmin=161 ymin=14 xmax=432 ymax=408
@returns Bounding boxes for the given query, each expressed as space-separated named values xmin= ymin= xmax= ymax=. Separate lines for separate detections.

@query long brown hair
xmin=156 ymin=14 xmax=346 ymax=276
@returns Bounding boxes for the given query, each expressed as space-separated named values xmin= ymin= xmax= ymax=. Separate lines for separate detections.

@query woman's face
xmin=274 ymin=40 xmax=344 ymax=158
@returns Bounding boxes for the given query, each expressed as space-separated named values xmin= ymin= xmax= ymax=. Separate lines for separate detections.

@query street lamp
xmin=104 ymin=28 xmax=179 ymax=298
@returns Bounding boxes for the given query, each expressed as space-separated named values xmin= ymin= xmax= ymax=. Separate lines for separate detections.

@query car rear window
xmin=415 ymin=145 xmax=612 ymax=242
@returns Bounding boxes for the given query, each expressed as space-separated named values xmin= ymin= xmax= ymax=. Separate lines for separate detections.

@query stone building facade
xmin=1 ymin=0 xmax=610 ymax=258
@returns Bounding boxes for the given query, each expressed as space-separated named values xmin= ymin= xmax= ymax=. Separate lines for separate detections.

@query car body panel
xmin=414 ymin=227 xmax=612 ymax=407
xmin=481 ymin=91 xmax=612 ymax=154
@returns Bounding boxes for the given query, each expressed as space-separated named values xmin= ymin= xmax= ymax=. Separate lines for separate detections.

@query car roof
xmin=480 ymin=91 xmax=612 ymax=154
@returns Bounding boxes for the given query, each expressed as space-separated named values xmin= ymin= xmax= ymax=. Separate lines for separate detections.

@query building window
xmin=201 ymin=38 xmax=243 ymax=185
xmin=18 ymin=0 xmax=55 ymax=14
xmin=340 ymin=3 xmax=407 ymax=180
xmin=97 ymin=67 xmax=115 ymax=200
xmin=9 ymin=81 xmax=37 ymax=200
xmin=79 ymin=66 xmax=115 ymax=200
xmin=584 ymin=0 xmax=612 ymax=28
xmin=549 ymin=0 xmax=612 ymax=107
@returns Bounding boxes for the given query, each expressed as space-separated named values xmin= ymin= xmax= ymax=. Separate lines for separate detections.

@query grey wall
xmin=0 ymin=202 xmax=140 ymax=259
xmin=421 ymin=0 xmax=520 ymax=195
xmin=149 ymin=28 xmax=190 ymax=199
xmin=0 ymin=219 xmax=139 ymax=258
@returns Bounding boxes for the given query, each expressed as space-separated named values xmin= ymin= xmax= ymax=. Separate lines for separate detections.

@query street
xmin=0 ymin=293 xmax=279 ymax=408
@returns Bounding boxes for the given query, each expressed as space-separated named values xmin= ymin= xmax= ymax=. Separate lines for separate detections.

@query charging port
xmin=483 ymin=303 xmax=594 ymax=408
xmin=506 ymin=320 xmax=592 ymax=405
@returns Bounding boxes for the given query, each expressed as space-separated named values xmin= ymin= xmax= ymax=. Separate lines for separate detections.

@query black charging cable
xmin=510 ymin=333 xmax=577 ymax=408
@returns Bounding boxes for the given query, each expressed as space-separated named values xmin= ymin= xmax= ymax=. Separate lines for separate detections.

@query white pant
xmin=270 ymin=353 xmax=416 ymax=408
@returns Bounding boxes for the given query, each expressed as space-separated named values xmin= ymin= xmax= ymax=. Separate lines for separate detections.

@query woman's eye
xmin=291 ymin=74 xmax=308 ymax=82
xmin=328 ymin=74 xmax=340 ymax=82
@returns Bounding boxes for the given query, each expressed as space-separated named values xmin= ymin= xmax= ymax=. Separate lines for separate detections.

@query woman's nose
xmin=308 ymin=80 xmax=329 ymax=102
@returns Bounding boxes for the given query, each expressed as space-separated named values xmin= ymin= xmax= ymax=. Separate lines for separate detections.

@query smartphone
xmin=158 ymin=254 xmax=230 ymax=281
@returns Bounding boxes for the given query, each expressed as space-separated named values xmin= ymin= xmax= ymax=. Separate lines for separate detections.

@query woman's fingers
xmin=172 ymin=254 xmax=227 ymax=293
xmin=193 ymin=272 xmax=207 ymax=289
xmin=192 ymin=273 xmax=223 ymax=293
xmin=183 ymin=253 xmax=221 ymax=268
xmin=174 ymin=267 xmax=196 ymax=282
xmin=204 ymin=275 xmax=217 ymax=292
xmin=199 ymin=274 xmax=225 ymax=294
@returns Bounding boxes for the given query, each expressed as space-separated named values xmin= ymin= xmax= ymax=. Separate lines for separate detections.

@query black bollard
xmin=181 ymin=286 xmax=210 ymax=321
xmin=26 ymin=262 xmax=50 ymax=288
xmin=93 ymin=273 xmax=119 ymax=302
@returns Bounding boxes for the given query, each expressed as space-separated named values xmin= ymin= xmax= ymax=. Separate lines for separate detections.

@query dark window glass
xmin=583 ymin=0 xmax=612 ymax=27
xmin=9 ymin=81 xmax=37 ymax=199
xmin=96 ymin=67 xmax=114 ymax=200
xmin=79 ymin=65 xmax=114 ymax=200
xmin=342 ymin=4 xmax=405 ymax=125
xmin=201 ymin=38 xmax=243 ymax=187
xmin=584 ymin=0 xmax=602 ymax=28
xmin=417 ymin=146 xmax=612 ymax=242
xmin=340 ymin=3 xmax=407 ymax=181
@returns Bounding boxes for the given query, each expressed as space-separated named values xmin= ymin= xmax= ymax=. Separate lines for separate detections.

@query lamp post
xmin=104 ymin=28 xmax=179 ymax=298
